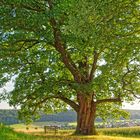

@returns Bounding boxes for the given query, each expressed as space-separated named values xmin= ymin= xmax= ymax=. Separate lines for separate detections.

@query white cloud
xmin=122 ymin=100 xmax=140 ymax=110
xmin=0 ymin=101 xmax=14 ymax=109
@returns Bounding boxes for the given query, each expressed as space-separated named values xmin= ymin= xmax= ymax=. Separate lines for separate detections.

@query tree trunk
xmin=75 ymin=94 xmax=96 ymax=135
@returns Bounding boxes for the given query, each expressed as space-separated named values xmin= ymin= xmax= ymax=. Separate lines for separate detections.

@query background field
xmin=2 ymin=123 xmax=138 ymax=140
xmin=1 ymin=110 xmax=140 ymax=139
xmin=1 ymin=109 xmax=140 ymax=125
xmin=1 ymin=125 xmax=140 ymax=140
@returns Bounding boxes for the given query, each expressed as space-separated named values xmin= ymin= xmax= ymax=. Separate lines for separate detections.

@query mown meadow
xmin=1 ymin=123 xmax=140 ymax=140
xmin=100 ymin=127 xmax=140 ymax=138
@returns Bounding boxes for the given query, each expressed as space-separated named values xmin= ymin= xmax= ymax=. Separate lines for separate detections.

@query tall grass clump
xmin=0 ymin=124 xmax=78 ymax=140
xmin=100 ymin=127 xmax=140 ymax=138
xmin=0 ymin=124 xmax=44 ymax=140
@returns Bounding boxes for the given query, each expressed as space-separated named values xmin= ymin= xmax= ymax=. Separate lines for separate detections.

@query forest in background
xmin=0 ymin=109 xmax=140 ymax=125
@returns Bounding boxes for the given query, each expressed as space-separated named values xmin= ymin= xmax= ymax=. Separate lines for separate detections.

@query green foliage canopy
xmin=0 ymin=0 xmax=140 ymax=121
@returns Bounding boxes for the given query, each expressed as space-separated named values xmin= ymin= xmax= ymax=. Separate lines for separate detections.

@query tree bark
xmin=75 ymin=94 xmax=96 ymax=135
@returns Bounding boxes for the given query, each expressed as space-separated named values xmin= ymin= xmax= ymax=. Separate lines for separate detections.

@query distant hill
xmin=0 ymin=109 xmax=140 ymax=125
xmin=0 ymin=110 xmax=19 ymax=124
xmin=125 ymin=109 xmax=140 ymax=120
xmin=0 ymin=110 xmax=77 ymax=125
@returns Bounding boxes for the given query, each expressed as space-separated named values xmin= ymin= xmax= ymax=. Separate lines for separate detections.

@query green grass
xmin=100 ymin=127 xmax=140 ymax=138
xmin=69 ymin=122 xmax=77 ymax=126
xmin=2 ymin=124 xmax=140 ymax=140
xmin=0 ymin=126 xmax=140 ymax=140
xmin=0 ymin=124 xmax=45 ymax=140
xmin=10 ymin=123 xmax=31 ymax=129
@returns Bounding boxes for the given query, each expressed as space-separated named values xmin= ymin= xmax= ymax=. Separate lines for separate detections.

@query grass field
xmin=0 ymin=124 xmax=43 ymax=140
xmin=100 ymin=127 xmax=140 ymax=138
xmin=0 ymin=123 xmax=137 ymax=140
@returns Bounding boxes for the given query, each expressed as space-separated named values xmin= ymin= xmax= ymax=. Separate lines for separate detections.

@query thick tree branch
xmin=32 ymin=94 xmax=79 ymax=112
xmin=47 ymin=0 xmax=83 ymax=83
xmin=96 ymin=97 xmax=122 ymax=104
xmin=89 ymin=51 xmax=99 ymax=81
xmin=32 ymin=95 xmax=80 ymax=114
xmin=57 ymin=96 xmax=79 ymax=112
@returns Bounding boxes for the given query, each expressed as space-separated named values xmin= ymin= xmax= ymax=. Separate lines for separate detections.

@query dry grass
xmin=9 ymin=124 xmax=140 ymax=140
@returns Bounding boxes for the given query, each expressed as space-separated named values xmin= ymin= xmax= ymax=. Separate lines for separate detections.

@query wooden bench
xmin=44 ymin=125 xmax=59 ymax=134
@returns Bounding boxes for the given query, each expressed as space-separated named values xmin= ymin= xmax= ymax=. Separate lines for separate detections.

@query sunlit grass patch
xmin=0 ymin=124 xmax=45 ymax=140
xmin=4 ymin=124 xmax=140 ymax=140
xmin=99 ymin=126 xmax=140 ymax=138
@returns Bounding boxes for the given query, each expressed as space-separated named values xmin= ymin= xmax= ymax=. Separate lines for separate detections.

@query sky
xmin=0 ymin=81 xmax=140 ymax=110
xmin=0 ymin=100 xmax=139 ymax=110
xmin=0 ymin=80 xmax=14 ymax=109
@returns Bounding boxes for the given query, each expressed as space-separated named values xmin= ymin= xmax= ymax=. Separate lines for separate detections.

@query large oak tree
xmin=0 ymin=0 xmax=140 ymax=135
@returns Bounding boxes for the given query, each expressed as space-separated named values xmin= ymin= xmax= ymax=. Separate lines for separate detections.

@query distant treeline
xmin=0 ymin=110 xmax=19 ymax=125
xmin=0 ymin=110 xmax=77 ymax=125
xmin=0 ymin=109 xmax=140 ymax=125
